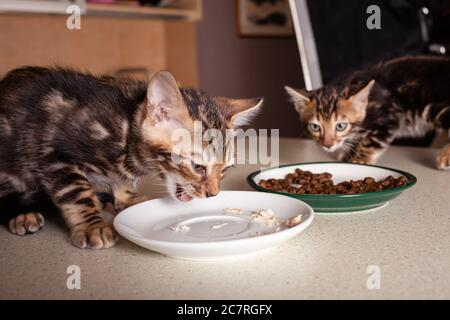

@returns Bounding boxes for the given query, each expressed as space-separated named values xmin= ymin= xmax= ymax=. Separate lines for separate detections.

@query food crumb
xmin=251 ymin=208 xmax=275 ymax=219
xmin=250 ymin=209 xmax=280 ymax=227
xmin=170 ymin=224 xmax=190 ymax=232
xmin=286 ymin=214 xmax=302 ymax=228
xmin=223 ymin=208 xmax=243 ymax=214
xmin=249 ymin=231 xmax=263 ymax=237
xmin=210 ymin=222 xmax=228 ymax=230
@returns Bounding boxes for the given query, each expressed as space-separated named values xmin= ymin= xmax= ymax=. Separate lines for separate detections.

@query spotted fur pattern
xmin=0 ymin=66 xmax=262 ymax=248
xmin=286 ymin=56 xmax=450 ymax=169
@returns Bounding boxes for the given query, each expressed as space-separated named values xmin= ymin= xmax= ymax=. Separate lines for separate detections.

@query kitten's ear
xmin=285 ymin=86 xmax=311 ymax=113
xmin=145 ymin=71 xmax=192 ymax=127
xmin=340 ymin=80 xmax=375 ymax=122
xmin=213 ymin=97 xmax=264 ymax=127
xmin=348 ymin=80 xmax=375 ymax=109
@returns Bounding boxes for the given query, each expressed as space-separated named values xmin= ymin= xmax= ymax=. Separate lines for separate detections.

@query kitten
xmin=285 ymin=56 xmax=450 ymax=169
xmin=0 ymin=66 xmax=262 ymax=249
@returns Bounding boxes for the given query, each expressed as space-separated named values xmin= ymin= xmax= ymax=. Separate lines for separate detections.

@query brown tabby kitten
xmin=0 ymin=66 xmax=262 ymax=249
xmin=285 ymin=56 xmax=450 ymax=169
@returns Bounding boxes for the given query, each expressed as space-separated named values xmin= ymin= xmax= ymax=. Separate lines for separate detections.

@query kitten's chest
xmin=396 ymin=107 xmax=434 ymax=138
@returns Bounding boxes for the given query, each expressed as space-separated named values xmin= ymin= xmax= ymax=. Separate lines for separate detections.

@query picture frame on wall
xmin=236 ymin=0 xmax=294 ymax=37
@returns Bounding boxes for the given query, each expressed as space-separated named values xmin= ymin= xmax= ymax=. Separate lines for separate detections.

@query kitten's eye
xmin=308 ymin=123 xmax=321 ymax=132
xmin=193 ymin=163 xmax=206 ymax=175
xmin=336 ymin=122 xmax=349 ymax=131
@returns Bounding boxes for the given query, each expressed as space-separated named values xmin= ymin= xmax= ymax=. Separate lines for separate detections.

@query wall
xmin=197 ymin=0 xmax=305 ymax=137
xmin=0 ymin=14 xmax=198 ymax=86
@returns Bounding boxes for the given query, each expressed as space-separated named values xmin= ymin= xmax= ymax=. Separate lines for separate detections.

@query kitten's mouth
xmin=322 ymin=142 xmax=343 ymax=153
xmin=175 ymin=184 xmax=193 ymax=202
xmin=323 ymin=146 xmax=337 ymax=152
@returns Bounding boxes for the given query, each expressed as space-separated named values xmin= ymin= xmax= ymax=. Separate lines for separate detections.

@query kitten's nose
xmin=206 ymin=178 xmax=220 ymax=198
xmin=206 ymin=191 xmax=218 ymax=198
xmin=322 ymin=137 xmax=335 ymax=148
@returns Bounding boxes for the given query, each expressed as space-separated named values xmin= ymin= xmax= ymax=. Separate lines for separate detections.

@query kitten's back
xmin=376 ymin=56 xmax=450 ymax=106
xmin=0 ymin=66 xmax=146 ymax=171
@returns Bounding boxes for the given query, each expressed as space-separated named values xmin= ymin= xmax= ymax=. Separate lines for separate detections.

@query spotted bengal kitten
xmin=0 ymin=66 xmax=262 ymax=249
xmin=286 ymin=56 xmax=450 ymax=169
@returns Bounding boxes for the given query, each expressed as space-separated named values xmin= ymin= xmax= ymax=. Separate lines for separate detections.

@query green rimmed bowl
xmin=247 ymin=162 xmax=417 ymax=215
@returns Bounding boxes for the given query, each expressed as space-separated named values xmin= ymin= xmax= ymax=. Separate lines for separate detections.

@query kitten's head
xmin=137 ymin=71 xmax=262 ymax=201
xmin=285 ymin=80 xmax=375 ymax=152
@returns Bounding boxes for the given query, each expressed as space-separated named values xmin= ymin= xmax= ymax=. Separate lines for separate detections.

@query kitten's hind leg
xmin=43 ymin=164 xmax=118 ymax=249
xmin=0 ymin=192 xmax=46 ymax=235
xmin=0 ymin=174 xmax=45 ymax=235
xmin=435 ymin=107 xmax=450 ymax=170
xmin=8 ymin=212 xmax=45 ymax=235
xmin=436 ymin=144 xmax=450 ymax=170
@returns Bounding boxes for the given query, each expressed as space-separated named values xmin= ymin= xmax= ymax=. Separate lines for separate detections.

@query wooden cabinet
xmin=87 ymin=0 xmax=202 ymax=21
xmin=0 ymin=1 xmax=201 ymax=86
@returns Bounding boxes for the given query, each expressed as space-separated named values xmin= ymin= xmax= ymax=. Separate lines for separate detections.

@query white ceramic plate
xmin=114 ymin=191 xmax=314 ymax=261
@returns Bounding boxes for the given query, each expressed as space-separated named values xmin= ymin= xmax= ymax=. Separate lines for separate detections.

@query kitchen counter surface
xmin=1 ymin=138 xmax=449 ymax=299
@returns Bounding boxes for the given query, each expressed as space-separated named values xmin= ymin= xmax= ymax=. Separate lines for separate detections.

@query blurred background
xmin=0 ymin=0 xmax=449 ymax=143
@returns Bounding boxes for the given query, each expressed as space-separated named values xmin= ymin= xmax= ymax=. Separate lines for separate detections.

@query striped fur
xmin=0 ymin=67 xmax=262 ymax=249
xmin=286 ymin=56 xmax=450 ymax=168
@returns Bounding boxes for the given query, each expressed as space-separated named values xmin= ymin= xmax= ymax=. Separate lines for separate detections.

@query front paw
xmin=349 ymin=151 xmax=380 ymax=165
xmin=436 ymin=145 xmax=450 ymax=170
xmin=337 ymin=150 xmax=369 ymax=164
xmin=71 ymin=224 xmax=118 ymax=249
xmin=340 ymin=152 xmax=370 ymax=164
xmin=114 ymin=195 xmax=148 ymax=212
xmin=350 ymin=157 xmax=371 ymax=165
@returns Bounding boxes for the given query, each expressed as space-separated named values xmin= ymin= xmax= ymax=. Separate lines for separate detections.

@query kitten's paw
xmin=436 ymin=145 xmax=450 ymax=170
xmin=71 ymin=224 xmax=118 ymax=249
xmin=114 ymin=195 xmax=148 ymax=213
xmin=350 ymin=153 xmax=380 ymax=165
xmin=349 ymin=156 xmax=371 ymax=165
xmin=8 ymin=212 xmax=45 ymax=236
xmin=351 ymin=159 xmax=369 ymax=165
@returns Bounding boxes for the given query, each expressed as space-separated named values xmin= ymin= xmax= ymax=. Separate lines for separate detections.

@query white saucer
xmin=114 ymin=191 xmax=314 ymax=261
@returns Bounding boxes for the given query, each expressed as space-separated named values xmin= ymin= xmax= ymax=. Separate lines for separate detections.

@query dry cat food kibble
xmin=258 ymin=169 xmax=408 ymax=195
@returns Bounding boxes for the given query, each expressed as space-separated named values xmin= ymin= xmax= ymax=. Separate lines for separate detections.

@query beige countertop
xmin=1 ymin=138 xmax=449 ymax=299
